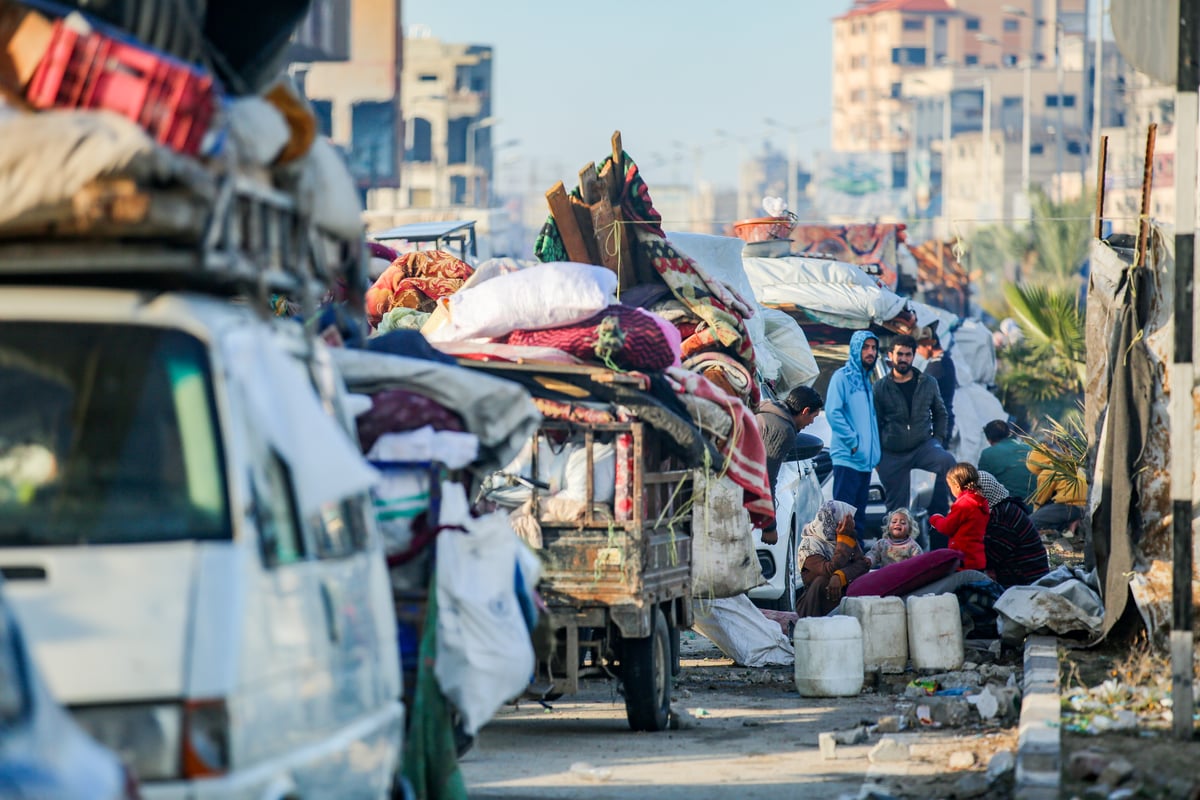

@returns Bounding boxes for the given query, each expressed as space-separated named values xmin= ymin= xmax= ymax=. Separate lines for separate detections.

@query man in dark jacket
xmin=874 ymin=335 xmax=957 ymax=523
xmin=916 ymin=327 xmax=956 ymax=445
xmin=754 ymin=385 xmax=824 ymax=544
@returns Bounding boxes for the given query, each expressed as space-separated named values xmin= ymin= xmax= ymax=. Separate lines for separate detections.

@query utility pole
xmin=1171 ymin=0 xmax=1199 ymax=744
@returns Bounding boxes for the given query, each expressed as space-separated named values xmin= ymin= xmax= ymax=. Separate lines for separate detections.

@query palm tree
xmin=995 ymin=282 xmax=1086 ymax=425
xmin=1025 ymin=189 xmax=1093 ymax=287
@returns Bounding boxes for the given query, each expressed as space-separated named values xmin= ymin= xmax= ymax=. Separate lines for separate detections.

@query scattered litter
xmin=569 ymin=762 xmax=613 ymax=782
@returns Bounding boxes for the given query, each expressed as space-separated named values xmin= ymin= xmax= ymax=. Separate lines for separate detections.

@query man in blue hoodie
xmin=825 ymin=330 xmax=881 ymax=541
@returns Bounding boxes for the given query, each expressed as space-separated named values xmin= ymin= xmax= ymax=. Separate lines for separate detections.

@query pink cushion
xmin=846 ymin=549 xmax=963 ymax=598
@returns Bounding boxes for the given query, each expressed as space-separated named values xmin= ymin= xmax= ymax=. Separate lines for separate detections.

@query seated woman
xmin=1026 ymin=447 xmax=1087 ymax=532
xmin=796 ymin=500 xmax=870 ymax=618
xmin=978 ymin=471 xmax=1051 ymax=588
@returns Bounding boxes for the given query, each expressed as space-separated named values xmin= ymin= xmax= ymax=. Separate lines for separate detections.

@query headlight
xmin=868 ymin=487 xmax=885 ymax=503
xmin=73 ymin=703 xmax=182 ymax=781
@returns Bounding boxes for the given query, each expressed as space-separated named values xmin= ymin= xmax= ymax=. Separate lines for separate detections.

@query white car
xmin=747 ymin=450 xmax=824 ymax=612
xmin=0 ymin=576 xmax=137 ymax=800
xmin=0 ymin=288 xmax=404 ymax=799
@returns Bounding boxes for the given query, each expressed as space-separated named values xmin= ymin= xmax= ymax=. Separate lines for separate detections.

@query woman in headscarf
xmin=978 ymin=470 xmax=1050 ymax=588
xmin=795 ymin=500 xmax=871 ymax=618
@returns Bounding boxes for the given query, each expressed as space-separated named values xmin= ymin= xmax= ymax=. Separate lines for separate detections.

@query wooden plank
xmin=609 ymin=205 xmax=638 ymax=289
xmin=1137 ymin=124 xmax=1157 ymax=267
xmin=1094 ymin=134 xmax=1108 ymax=239
xmin=569 ymin=195 xmax=602 ymax=264
xmin=611 ymin=131 xmax=623 ymax=180
xmin=590 ymin=195 xmax=626 ymax=279
xmin=545 ymin=180 xmax=592 ymax=263
xmin=578 ymin=162 xmax=602 ymax=205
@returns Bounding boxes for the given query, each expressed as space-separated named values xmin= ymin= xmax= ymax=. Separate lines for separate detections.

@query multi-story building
xmin=299 ymin=0 xmax=404 ymax=197
xmin=290 ymin=0 xmax=351 ymax=62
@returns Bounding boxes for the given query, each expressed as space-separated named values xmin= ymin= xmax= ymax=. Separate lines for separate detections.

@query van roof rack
xmin=0 ymin=173 xmax=363 ymax=305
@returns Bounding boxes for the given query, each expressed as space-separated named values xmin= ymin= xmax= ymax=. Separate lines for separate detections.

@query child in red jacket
xmin=929 ymin=463 xmax=989 ymax=571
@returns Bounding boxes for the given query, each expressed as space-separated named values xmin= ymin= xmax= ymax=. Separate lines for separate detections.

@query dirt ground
xmin=462 ymin=633 xmax=1025 ymax=800
xmin=1059 ymin=635 xmax=1200 ymax=799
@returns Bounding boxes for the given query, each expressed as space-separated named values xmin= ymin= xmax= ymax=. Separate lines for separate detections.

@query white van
xmin=0 ymin=287 xmax=403 ymax=799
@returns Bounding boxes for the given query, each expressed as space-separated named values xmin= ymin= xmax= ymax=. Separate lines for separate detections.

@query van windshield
xmin=0 ymin=323 xmax=231 ymax=546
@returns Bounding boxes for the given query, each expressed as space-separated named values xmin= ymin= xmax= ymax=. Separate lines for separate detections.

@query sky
xmin=403 ymin=0 xmax=841 ymax=192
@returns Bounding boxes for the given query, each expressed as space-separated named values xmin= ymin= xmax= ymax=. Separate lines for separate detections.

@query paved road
xmin=461 ymin=632 xmax=1015 ymax=799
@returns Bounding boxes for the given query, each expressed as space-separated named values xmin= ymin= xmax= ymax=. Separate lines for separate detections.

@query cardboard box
xmin=0 ymin=1 xmax=53 ymax=92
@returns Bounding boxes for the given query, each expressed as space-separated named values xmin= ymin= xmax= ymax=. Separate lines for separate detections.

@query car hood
xmin=1 ymin=543 xmax=197 ymax=703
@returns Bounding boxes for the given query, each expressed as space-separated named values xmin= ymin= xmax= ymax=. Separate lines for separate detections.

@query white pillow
xmin=426 ymin=262 xmax=617 ymax=342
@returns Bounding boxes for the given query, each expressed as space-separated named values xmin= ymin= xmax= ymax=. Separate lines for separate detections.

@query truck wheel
xmin=622 ymin=607 xmax=671 ymax=731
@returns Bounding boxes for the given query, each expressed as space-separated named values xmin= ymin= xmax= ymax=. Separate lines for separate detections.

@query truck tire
xmin=622 ymin=606 xmax=671 ymax=731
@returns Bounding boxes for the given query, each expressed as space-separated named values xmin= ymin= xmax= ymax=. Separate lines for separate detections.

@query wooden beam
xmin=591 ymin=195 xmax=637 ymax=290
xmin=545 ymin=181 xmax=592 ymax=263
xmin=569 ymin=195 xmax=602 ymax=264
xmin=1095 ymin=134 xmax=1109 ymax=240
xmin=1137 ymin=124 xmax=1157 ymax=267
xmin=579 ymin=162 xmax=602 ymax=205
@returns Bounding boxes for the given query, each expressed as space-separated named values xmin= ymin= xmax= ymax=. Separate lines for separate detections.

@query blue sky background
xmin=403 ymin=0 xmax=841 ymax=190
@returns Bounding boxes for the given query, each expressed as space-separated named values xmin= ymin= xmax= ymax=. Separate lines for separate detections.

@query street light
xmin=466 ymin=115 xmax=499 ymax=207
xmin=1001 ymin=4 xmax=1067 ymax=201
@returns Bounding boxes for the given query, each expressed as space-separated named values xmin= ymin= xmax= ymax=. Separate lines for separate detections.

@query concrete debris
xmin=1106 ymin=788 xmax=1137 ymax=800
xmin=907 ymin=695 xmax=974 ymax=727
xmin=948 ymin=750 xmax=976 ymax=769
xmin=926 ymin=670 xmax=984 ymax=690
xmin=668 ymin=706 xmax=698 ymax=730
xmin=1097 ymin=757 xmax=1135 ymax=787
xmin=819 ymin=732 xmax=838 ymax=760
xmin=977 ymin=664 xmax=1017 ymax=684
xmin=569 ymin=762 xmax=612 ymax=782
xmin=952 ymin=772 xmax=991 ymax=798
xmin=868 ymin=737 xmax=910 ymax=763
xmin=968 ymin=687 xmax=1000 ymax=720
xmin=1068 ymin=748 xmax=1111 ymax=781
xmin=873 ymin=715 xmax=903 ymax=733
xmin=832 ymin=725 xmax=871 ymax=745
xmin=986 ymin=750 xmax=1016 ymax=782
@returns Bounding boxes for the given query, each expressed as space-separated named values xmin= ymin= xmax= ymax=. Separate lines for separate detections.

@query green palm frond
xmin=1019 ymin=411 xmax=1088 ymax=494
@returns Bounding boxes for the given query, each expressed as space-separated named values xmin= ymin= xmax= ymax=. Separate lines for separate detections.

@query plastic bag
xmin=691 ymin=470 xmax=763 ymax=598
xmin=434 ymin=483 xmax=541 ymax=735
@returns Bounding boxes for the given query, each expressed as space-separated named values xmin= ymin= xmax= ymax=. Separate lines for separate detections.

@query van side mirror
xmin=786 ymin=432 xmax=825 ymax=462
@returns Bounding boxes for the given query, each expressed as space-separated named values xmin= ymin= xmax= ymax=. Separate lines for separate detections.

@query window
xmin=965 ymin=18 xmax=980 ymax=31
xmin=890 ymin=82 xmax=903 ymax=99
xmin=965 ymin=54 xmax=979 ymax=65
xmin=406 ymin=117 xmax=432 ymax=163
xmin=1002 ymin=53 xmax=1018 ymax=66
xmin=891 ymin=47 xmax=927 ymax=66
xmin=0 ymin=324 xmax=230 ymax=548
xmin=310 ymin=99 xmax=333 ymax=138
xmin=257 ymin=453 xmax=303 ymax=567
xmin=902 ymin=18 xmax=924 ymax=31
xmin=350 ymin=101 xmax=396 ymax=182
xmin=1003 ymin=19 xmax=1019 ymax=32
xmin=1067 ymin=141 xmax=1083 ymax=155
xmin=936 ymin=17 xmax=947 ymax=26
xmin=1045 ymin=94 xmax=1077 ymax=108
xmin=447 ymin=117 xmax=468 ymax=164
xmin=1002 ymin=96 xmax=1022 ymax=108
xmin=307 ymin=498 xmax=368 ymax=559
xmin=418 ymin=73 xmax=437 ymax=82
xmin=1030 ymin=143 xmax=1045 ymax=155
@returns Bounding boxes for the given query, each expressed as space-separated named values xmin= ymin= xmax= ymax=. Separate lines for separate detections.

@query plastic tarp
xmin=743 ymin=256 xmax=909 ymax=329
xmin=994 ymin=566 xmax=1105 ymax=644
xmin=759 ymin=307 xmax=820 ymax=392
xmin=951 ymin=383 xmax=1007 ymax=465
xmin=332 ymin=348 xmax=541 ymax=476
xmin=949 ymin=319 xmax=997 ymax=387
xmin=225 ymin=329 xmax=378 ymax=515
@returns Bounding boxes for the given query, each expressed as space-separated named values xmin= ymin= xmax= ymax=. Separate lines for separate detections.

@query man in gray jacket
xmin=755 ymin=385 xmax=824 ymax=544
xmin=874 ymin=334 xmax=957 ymax=523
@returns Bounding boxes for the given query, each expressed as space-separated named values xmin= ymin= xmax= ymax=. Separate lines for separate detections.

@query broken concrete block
xmin=948 ymin=751 xmax=976 ymax=769
xmin=923 ymin=695 xmax=974 ymax=726
xmin=1068 ymin=748 xmax=1111 ymax=781
xmin=832 ymin=725 xmax=870 ymax=745
xmin=953 ymin=773 xmax=990 ymax=798
xmin=1098 ymin=757 xmax=1135 ymax=787
xmin=986 ymin=750 xmax=1016 ymax=782
xmin=818 ymin=732 xmax=837 ymax=760
xmin=874 ymin=715 xmax=902 ymax=733
xmin=868 ymin=737 xmax=910 ymax=763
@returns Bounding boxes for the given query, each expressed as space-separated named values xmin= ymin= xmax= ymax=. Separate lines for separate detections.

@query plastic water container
xmin=906 ymin=594 xmax=964 ymax=671
xmin=841 ymin=596 xmax=908 ymax=673
xmin=793 ymin=616 xmax=864 ymax=697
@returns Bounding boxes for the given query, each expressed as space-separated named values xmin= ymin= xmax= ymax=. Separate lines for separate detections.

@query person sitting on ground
xmin=929 ymin=462 xmax=989 ymax=572
xmin=754 ymin=385 xmax=824 ymax=545
xmin=795 ymin=500 xmax=870 ymax=618
xmin=978 ymin=419 xmax=1037 ymax=501
xmin=865 ymin=508 xmax=925 ymax=569
xmin=977 ymin=470 xmax=1050 ymax=588
xmin=1025 ymin=445 xmax=1087 ymax=533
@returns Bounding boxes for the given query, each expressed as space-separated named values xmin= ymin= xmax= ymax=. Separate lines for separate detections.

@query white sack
xmin=691 ymin=594 xmax=794 ymax=667
xmin=366 ymin=427 xmax=479 ymax=470
xmin=435 ymin=483 xmax=539 ymax=735
xmin=951 ymin=383 xmax=1008 ymax=465
xmin=759 ymin=307 xmax=820 ymax=392
xmin=691 ymin=470 xmax=764 ymax=598
xmin=426 ymin=262 xmax=617 ymax=343
xmin=950 ymin=319 xmax=998 ymax=387
xmin=226 ymin=96 xmax=290 ymax=166
xmin=294 ymin=137 xmax=363 ymax=240
xmin=743 ymin=256 xmax=908 ymax=328
xmin=560 ymin=442 xmax=616 ymax=503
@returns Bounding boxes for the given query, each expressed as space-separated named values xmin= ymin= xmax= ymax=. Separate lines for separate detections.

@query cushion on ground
xmin=846 ymin=548 xmax=964 ymax=598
